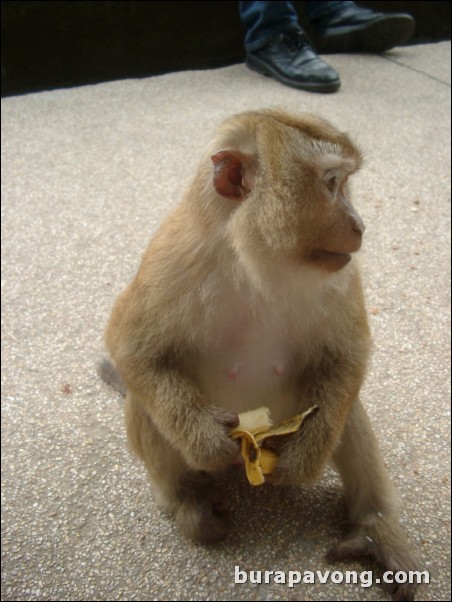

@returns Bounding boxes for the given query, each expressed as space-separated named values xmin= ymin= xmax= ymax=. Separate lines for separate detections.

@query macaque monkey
xmin=103 ymin=110 xmax=418 ymax=600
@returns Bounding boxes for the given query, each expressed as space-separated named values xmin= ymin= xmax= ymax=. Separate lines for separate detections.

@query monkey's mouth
xmin=310 ymin=249 xmax=352 ymax=272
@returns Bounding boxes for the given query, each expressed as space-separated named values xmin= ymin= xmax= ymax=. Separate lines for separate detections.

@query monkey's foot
xmin=327 ymin=530 xmax=375 ymax=561
xmin=328 ymin=528 xmax=418 ymax=601
xmin=175 ymin=471 xmax=230 ymax=544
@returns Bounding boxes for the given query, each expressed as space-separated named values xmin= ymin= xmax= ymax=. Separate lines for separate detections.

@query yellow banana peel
xmin=231 ymin=405 xmax=318 ymax=486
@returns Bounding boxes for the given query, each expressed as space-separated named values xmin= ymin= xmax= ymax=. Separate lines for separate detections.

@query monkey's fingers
xmin=219 ymin=411 xmax=240 ymax=430
xmin=260 ymin=433 xmax=292 ymax=455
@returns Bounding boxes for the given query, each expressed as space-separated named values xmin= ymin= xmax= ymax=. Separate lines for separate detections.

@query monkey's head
xmin=207 ymin=110 xmax=364 ymax=275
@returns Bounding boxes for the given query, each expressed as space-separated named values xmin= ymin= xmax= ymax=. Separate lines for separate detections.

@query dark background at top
xmin=1 ymin=0 xmax=451 ymax=97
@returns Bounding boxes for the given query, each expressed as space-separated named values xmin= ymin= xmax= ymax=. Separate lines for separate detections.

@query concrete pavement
xmin=1 ymin=42 xmax=451 ymax=601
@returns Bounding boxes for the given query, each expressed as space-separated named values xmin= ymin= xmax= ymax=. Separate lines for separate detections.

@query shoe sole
xmin=317 ymin=15 xmax=415 ymax=54
xmin=246 ymin=54 xmax=340 ymax=93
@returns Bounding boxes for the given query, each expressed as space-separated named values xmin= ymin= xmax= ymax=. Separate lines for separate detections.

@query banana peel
xmin=231 ymin=405 xmax=318 ymax=486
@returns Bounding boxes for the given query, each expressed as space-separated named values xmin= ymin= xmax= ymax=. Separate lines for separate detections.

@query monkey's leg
xmin=331 ymin=400 xmax=419 ymax=601
xmin=125 ymin=392 xmax=231 ymax=544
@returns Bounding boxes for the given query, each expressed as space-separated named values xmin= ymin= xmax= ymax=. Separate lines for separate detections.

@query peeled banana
xmin=231 ymin=405 xmax=318 ymax=486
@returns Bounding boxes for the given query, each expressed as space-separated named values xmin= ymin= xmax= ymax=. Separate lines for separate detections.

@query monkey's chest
xmin=193 ymin=313 xmax=302 ymax=423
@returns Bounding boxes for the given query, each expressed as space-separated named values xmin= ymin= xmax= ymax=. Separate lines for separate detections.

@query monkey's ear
xmin=211 ymin=150 xmax=253 ymax=201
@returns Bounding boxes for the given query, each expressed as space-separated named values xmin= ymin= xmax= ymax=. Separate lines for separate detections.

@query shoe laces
xmin=276 ymin=29 xmax=314 ymax=52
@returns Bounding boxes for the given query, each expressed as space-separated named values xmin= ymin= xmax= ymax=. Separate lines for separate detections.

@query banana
xmin=231 ymin=405 xmax=318 ymax=486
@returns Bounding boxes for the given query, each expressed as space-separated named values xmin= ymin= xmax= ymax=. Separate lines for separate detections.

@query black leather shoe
xmin=246 ymin=27 xmax=340 ymax=93
xmin=315 ymin=4 xmax=415 ymax=53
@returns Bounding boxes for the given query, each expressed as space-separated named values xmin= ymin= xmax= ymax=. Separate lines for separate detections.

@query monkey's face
xmin=298 ymin=167 xmax=365 ymax=273
xmin=215 ymin=160 xmax=363 ymax=275
xmin=211 ymin=113 xmax=364 ymax=275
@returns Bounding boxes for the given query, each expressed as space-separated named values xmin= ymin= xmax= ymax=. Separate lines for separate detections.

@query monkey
xmin=102 ymin=109 xmax=419 ymax=601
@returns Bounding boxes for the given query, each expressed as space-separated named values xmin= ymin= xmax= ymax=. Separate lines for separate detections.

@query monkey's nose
xmin=352 ymin=215 xmax=365 ymax=236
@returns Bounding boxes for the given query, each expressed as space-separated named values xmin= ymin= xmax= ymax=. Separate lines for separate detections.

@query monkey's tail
xmin=98 ymin=357 xmax=127 ymax=397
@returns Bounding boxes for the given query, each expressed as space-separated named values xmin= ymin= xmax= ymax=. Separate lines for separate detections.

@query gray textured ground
xmin=1 ymin=42 xmax=451 ymax=601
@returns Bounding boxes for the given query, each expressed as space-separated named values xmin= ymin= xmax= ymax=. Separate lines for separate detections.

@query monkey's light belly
xmin=193 ymin=302 xmax=304 ymax=422
xmin=196 ymin=354 xmax=301 ymax=425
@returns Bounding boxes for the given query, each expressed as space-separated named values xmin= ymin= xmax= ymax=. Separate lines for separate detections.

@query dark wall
xmin=2 ymin=1 xmax=450 ymax=97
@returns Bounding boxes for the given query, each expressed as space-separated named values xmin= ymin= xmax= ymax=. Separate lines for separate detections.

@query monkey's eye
xmin=325 ymin=174 xmax=337 ymax=193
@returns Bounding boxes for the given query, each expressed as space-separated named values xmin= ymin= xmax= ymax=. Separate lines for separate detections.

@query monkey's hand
xmin=261 ymin=406 xmax=329 ymax=486
xmin=232 ymin=407 xmax=318 ymax=486
xmin=177 ymin=407 xmax=241 ymax=473
xmin=264 ymin=346 xmax=368 ymax=486
xmin=261 ymin=432 xmax=303 ymax=486
xmin=126 ymin=365 xmax=241 ymax=473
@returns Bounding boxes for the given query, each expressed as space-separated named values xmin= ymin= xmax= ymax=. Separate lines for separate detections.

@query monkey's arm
xmin=266 ymin=347 xmax=367 ymax=485
xmin=127 ymin=363 xmax=240 ymax=472
xmin=106 ymin=287 xmax=240 ymax=472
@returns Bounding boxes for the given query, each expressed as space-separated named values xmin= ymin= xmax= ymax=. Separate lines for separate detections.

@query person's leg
xmin=239 ymin=1 xmax=340 ymax=93
xmin=306 ymin=1 xmax=415 ymax=53
xmin=306 ymin=1 xmax=353 ymax=22
xmin=240 ymin=1 xmax=299 ymax=52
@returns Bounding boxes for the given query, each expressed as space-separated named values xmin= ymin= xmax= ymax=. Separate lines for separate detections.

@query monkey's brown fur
xmin=103 ymin=110 xmax=418 ymax=600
